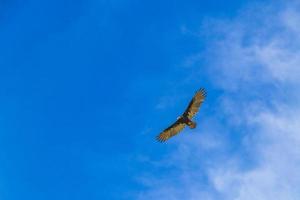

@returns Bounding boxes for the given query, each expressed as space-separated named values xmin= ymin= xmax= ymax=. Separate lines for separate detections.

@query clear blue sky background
xmin=0 ymin=0 xmax=285 ymax=200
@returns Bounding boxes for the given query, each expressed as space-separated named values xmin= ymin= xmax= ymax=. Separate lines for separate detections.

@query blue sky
xmin=2 ymin=0 xmax=300 ymax=200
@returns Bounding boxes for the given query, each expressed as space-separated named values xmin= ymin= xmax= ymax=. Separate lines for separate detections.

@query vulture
xmin=156 ymin=88 xmax=206 ymax=142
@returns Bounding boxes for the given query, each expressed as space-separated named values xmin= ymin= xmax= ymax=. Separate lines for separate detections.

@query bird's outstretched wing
xmin=156 ymin=118 xmax=186 ymax=142
xmin=183 ymin=88 xmax=206 ymax=119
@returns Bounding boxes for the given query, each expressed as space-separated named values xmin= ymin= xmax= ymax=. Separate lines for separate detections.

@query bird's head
xmin=188 ymin=121 xmax=196 ymax=129
xmin=190 ymin=123 xmax=196 ymax=129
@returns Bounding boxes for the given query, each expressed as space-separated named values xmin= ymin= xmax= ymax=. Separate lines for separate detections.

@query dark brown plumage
xmin=156 ymin=88 xmax=206 ymax=142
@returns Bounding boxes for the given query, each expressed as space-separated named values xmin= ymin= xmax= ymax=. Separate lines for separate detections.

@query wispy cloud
xmin=135 ymin=1 xmax=300 ymax=199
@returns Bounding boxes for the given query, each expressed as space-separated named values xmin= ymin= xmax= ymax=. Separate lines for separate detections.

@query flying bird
xmin=156 ymin=88 xmax=206 ymax=142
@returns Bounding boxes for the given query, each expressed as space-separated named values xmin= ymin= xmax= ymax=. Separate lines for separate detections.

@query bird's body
xmin=177 ymin=116 xmax=196 ymax=129
xmin=156 ymin=88 xmax=206 ymax=142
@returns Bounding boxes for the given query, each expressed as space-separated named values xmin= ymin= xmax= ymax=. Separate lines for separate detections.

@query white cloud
xmin=136 ymin=1 xmax=300 ymax=200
